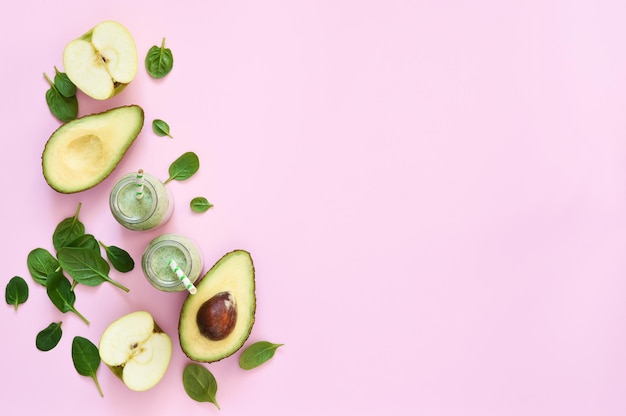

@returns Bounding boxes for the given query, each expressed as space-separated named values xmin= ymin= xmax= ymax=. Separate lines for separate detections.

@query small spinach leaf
xmin=72 ymin=336 xmax=104 ymax=397
xmin=45 ymin=270 xmax=89 ymax=325
xmin=239 ymin=341 xmax=284 ymax=370
xmin=27 ymin=248 xmax=59 ymax=285
xmin=54 ymin=67 xmax=77 ymax=97
xmin=44 ymin=72 xmax=78 ymax=122
xmin=145 ymin=38 xmax=174 ymax=78
xmin=190 ymin=197 xmax=213 ymax=213
xmin=183 ymin=363 xmax=220 ymax=409
xmin=57 ymin=247 xmax=129 ymax=292
xmin=99 ymin=242 xmax=134 ymax=273
xmin=152 ymin=119 xmax=173 ymax=138
xmin=52 ymin=203 xmax=85 ymax=252
xmin=5 ymin=276 xmax=29 ymax=311
xmin=36 ymin=322 xmax=63 ymax=351
xmin=165 ymin=151 xmax=200 ymax=184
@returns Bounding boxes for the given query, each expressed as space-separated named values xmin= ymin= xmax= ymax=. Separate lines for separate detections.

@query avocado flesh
xmin=42 ymin=105 xmax=144 ymax=193
xmin=179 ymin=250 xmax=256 ymax=363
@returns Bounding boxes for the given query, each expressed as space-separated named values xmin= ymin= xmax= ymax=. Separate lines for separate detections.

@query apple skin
xmin=63 ymin=20 xmax=138 ymax=100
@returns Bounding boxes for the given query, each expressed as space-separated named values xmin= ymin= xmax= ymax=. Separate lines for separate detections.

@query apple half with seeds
xmin=99 ymin=311 xmax=172 ymax=392
xmin=63 ymin=20 xmax=138 ymax=100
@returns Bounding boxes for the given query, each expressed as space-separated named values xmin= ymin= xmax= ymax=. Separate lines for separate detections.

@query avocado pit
xmin=196 ymin=292 xmax=237 ymax=341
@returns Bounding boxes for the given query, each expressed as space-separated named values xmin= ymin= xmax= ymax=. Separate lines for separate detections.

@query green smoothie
xmin=109 ymin=171 xmax=173 ymax=231
xmin=141 ymin=234 xmax=203 ymax=292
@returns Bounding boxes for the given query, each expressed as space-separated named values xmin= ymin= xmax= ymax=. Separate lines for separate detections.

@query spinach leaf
xmin=99 ymin=241 xmax=134 ymax=273
xmin=46 ymin=270 xmax=89 ymax=325
xmin=182 ymin=363 xmax=220 ymax=409
xmin=72 ymin=336 xmax=104 ymax=397
xmin=44 ymin=72 xmax=78 ymax=122
xmin=54 ymin=67 xmax=76 ymax=97
xmin=52 ymin=203 xmax=85 ymax=252
xmin=152 ymin=119 xmax=173 ymax=138
xmin=239 ymin=341 xmax=284 ymax=370
xmin=67 ymin=234 xmax=100 ymax=251
xmin=27 ymin=247 xmax=59 ymax=285
xmin=190 ymin=197 xmax=213 ymax=213
xmin=145 ymin=38 xmax=174 ymax=78
xmin=36 ymin=322 xmax=63 ymax=351
xmin=165 ymin=151 xmax=200 ymax=184
xmin=5 ymin=276 xmax=29 ymax=311
xmin=57 ymin=247 xmax=130 ymax=292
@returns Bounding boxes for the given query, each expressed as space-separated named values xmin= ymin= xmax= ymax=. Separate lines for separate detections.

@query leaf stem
xmin=72 ymin=307 xmax=90 ymax=325
xmin=92 ymin=375 xmax=104 ymax=397
xmin=43 ymin=72 xmax=54 ymax=87
xmin=106 ymin=277 xmax=130 ymax=293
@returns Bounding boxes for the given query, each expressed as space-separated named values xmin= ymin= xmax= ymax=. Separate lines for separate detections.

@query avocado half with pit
xmin=179 ymin=250 xmax=256 ymax=363
xmin=42 ymin=105 xmax=144 ymax=193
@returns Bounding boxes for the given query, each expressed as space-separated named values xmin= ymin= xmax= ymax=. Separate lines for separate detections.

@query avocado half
xmin=179 ymin=250 xmax=256 ymax=363
xmin=42 ymin=105 xmax=144 ymax=193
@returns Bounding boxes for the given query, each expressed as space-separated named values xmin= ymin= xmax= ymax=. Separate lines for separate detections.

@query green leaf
xmin=165 ymin=151 xmax=200 ymax=184
xmin=145 ymin=38 xmax=174 ymax=78
xmin=54 ymin=67 xmax=76 ymax=97
xmin=182 ymin=363 xmax=220 ymax=409
xmin=36 ymin=322 xmax=63 ymax=351
xmin=152 ymin=119 xmax=173 ymax=138
xmin=57 ymin=247 xmax=129 ymax=292
xmin=44 ymin=72 xmax=78 ymax=122
xmin=26 ymin=248 xmax=59 ymax=285
xmin=45 ymin=270 xmax=89 ymax=325
xmin=72 ymin=336 xmax=104 ymax=397
xmin=5 ymin=276 xmax=29 ymax=311
xmin=99 ymin=242 xmax=135 ymax=273
xmin=190 ymin=197 xmax=213 ymax=213
xmin=52 ymin=203 xmax=85 ymax=252
xmin=67 ymin=234 xmax=100 ymax=251
xmin=239 ymin=341 xmax=284 ymax=370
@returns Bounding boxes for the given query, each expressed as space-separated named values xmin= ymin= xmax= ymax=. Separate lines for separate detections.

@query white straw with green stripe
xmin=168 ymin=259 xmax=197 ymax=294
xmin=135 ymin=169 xmax=144 ymax=200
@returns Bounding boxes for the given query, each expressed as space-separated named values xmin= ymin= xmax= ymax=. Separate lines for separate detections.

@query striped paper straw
xmin=135 ymin=169 xmax=145 ymax=200
xmin=168 ymin=259 xmax=197 ymax=294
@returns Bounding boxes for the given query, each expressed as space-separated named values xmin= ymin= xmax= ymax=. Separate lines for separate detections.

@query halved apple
xmin=99 ymin=311 xmax=172 ymax=392
xmin=63 ymin=20 xmax=138 ymax=100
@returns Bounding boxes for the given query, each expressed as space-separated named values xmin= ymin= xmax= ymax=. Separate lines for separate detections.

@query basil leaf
xmin=36 ymin=322 xmax=63 ymax=351
xmin=5 ymin=276 xmax=29 ymax=311
xmin=46 ymin=270 xmax=89 ymax=325
xmin=54 ymin=67 xmax=76 ymax=97
xmin=145 ymin=38 xmax=174 ymax=78
xmin=57 ymin=247 xmax=129 ymax=292
xmin=44 ymin=72 xmax=78 ymax=122
xmin=239 ymin=341 xmax=283 ymax=370
xmin=182 ymin=363 xmax=220 ymax=409
xmin=165 ymin=151 xmax=200 ymax=184
xmin=26 ymin=248 xmax=59 ymax=285
xmin=52 ymin=203 xmax=85 ymax=252
xmin=67 ymin=234 xmax=100 ymax=251
xmin=99 ymin=242 xmax=134 ymax=273
xmin=190 ymin=197 xmax=213 ymax=213
xmin=72 ymin=336 xmax=104 ymax=397
xmin=152 ymin=119 xmax=173 ymax=138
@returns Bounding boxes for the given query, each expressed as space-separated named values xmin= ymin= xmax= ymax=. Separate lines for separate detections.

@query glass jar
xmin=109 ymin=171 xmax=173 ymax=231
xmin=141 ymin=233 xmax=203 ymax=292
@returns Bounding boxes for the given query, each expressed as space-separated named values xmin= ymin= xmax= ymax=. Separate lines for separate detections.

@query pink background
xmin=3 ymin=1 xmax=626 ymax=415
